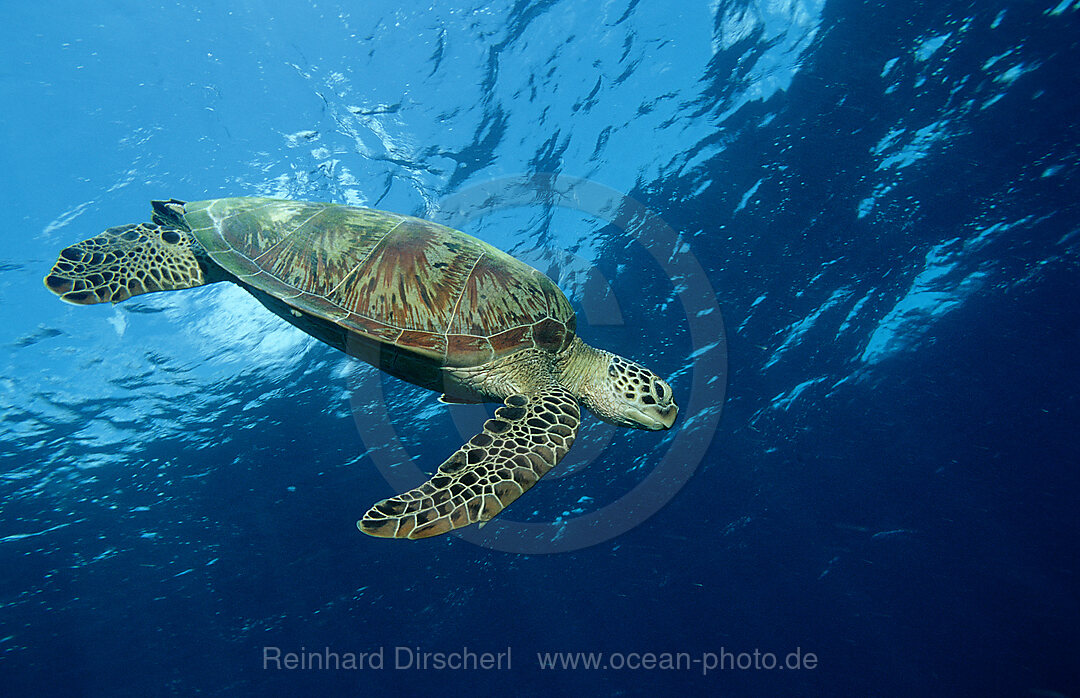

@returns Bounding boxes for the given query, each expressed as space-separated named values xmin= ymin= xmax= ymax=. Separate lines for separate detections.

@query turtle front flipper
xmin=359 ymin=386 xmax=581 ymax=539
xmin=44 ymin=223 xmax=212 ymax=305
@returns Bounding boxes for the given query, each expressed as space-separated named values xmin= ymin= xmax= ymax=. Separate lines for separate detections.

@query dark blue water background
xmin=2 ymin=1 xmax=1079 ymax=695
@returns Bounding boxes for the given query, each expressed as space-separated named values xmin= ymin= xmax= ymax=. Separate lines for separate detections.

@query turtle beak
xmin=654 ymin=403 xmax=678 ymax=430
xmin=629 ymin=402 xmax=678 ymax=430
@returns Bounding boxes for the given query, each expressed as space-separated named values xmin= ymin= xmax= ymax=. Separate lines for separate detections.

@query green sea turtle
xmin=44 ymin=197 xmax=678 ymax=539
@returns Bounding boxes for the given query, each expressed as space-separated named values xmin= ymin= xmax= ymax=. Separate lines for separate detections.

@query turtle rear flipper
xmin=359 ymin=386 xmax=581 ymax=539
xmin=44 ymin=222 xmax=210 ymax=305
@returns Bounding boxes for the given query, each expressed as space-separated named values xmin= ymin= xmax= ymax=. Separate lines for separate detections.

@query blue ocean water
xmin=2 ymin=0 xmax=1079 ymax=695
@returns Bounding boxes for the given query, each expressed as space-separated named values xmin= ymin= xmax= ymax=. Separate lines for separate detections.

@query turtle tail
xmin=44 ymin=223 xmax=211 ymax=305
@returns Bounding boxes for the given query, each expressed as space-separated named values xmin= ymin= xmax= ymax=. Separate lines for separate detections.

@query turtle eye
xmin=655 ymin=382 xmax=666 ymax=400
xmin=608 ymin=363 xmax=617 ymax=378
xmin=161 ymin=230 xmax=181 ymax=245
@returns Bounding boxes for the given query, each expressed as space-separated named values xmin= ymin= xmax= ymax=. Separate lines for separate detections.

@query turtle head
xmin=560 ymin=338 xmax=678 ymax=430
xmin=44 ymin=222 xmax=214 ymax=305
